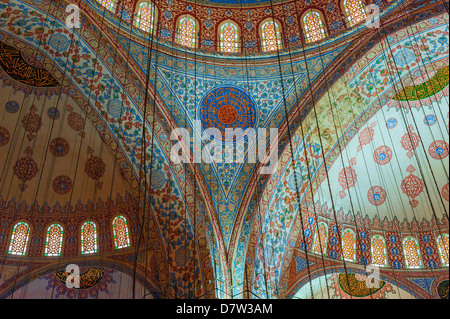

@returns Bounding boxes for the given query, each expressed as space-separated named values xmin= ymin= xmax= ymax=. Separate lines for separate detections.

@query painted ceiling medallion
xmin=0 ymin=126 xmax=10 ymax=147
xmin=428 ymin=140 xmax=449 ymax=160
xmin=66 ymin=105 xmax=86 ymax=138
xmin=442 ymin=183 xmax=449 ymax=202
xmin=13 ymin=146 xmax=39 ymax=192
xmin=338 ymin=157 xmax=357 ymax=199
xmin=49 ymin=137 xmax=70 ymax=157
xmin=373 ymin=145 xmax=393 ymax=165
xmin=400 ymin=124 xmax=420 ymax=159
xmin=367 ymin=185 xmax=387 ymax=206
xmin=357 ymin=121 xmax=377 ymax=152
xmin=85 ymin=147 xmax=105 ymax=189
xmin=400 ymin=165 xmax=424 ymax=208
xmin=52 ymin=175 xmax=73 ymax=195
xmin=21 ymin=105 xmax=42 ymax=141
xmin=199 ymin=86 xmax=257 ymax=141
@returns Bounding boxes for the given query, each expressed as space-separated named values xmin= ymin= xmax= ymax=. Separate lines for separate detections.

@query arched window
xmin=112 ymin=215 xmax=131 ymax=249
xmin=260 ymin=20 xmax=282 ymax=52
xmin=81 ymin=221 xmax=98 ymax=255
xmin=312 ymin=221 xmax=328 ymax=255
xmin=436 ymin=233 xmax=449 ymax=267
xmin=219 ymin=21 xmax=240 ymax=53
xmin=302 ymin=10 xmax=326 ymax=43
xmin=134 ymin=1 xmax=156 ymax=34
xmin=97 ymin=0 xmax=117 ymax=12
xmin=342 ymin=229 xmax=356 ymax=262
xmin=44 ymin=224 xmax=63 ymax=256
xmin=8 ymin=222 xmax=30 ymax=256
xmin=371 ymin=235 xmax=387 ymax=267
xmin=403 ymin=236 xmax=422 ymax=269
xmin=343 ymin=0 xmax=367 ymax=27
xmin=176 ymin=16 xmax=197 ymax=48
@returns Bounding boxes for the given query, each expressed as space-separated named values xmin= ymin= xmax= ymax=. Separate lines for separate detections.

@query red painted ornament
xmin=428 ymin=140 xmax=449 ymax=160
xmin=400 ymin=165 xmax=424 ymax=208
xmin=400 ymin=125 xmax=420 ymax=159
xmin=338 ymin=157 xmax=357 ymax=199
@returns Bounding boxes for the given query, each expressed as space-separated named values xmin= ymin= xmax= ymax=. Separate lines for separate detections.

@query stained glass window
xmin=261 ymin=20 xmax=282 ymax=52
xmin=220 ymin=21 xmax=239 ymax=53
xmin=44 ymin=224 xmax=63 ymax=256
xmin=113 ymin=215 xmax=131 ymax=249
xmin=303 ymin=11 xmax=326 ymax=43
xmin=343 ymin=0 xmax=367 ymax=27
xmin=342 ymin=229 xmax=356 ymax=262
xmin=176 ymin=16 xmax=197 ymax=48
xmin=371 ymin=235 xmax=387 ymax=267
xmin=312 ymin=221 xmax=328 ymax=255
xmin=403 ymin=236 xmax=422 ymax=269
xmin=134 ymin=2 xmax=155 ymax=34
xmin=437 ymin=233 xmax=449 ymax=267
xmin=8 ymin=222 xmax=30 ymax=256
xmin=97 ymin=0 xmax=117 ymax=12
xmin=81 ymin=221 xmax=98 ymax=254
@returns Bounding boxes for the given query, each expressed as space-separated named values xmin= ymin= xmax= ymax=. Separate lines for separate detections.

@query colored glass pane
xmin=344 ymin=0 xmax=367 ymax=26
xmin=8 ymin=222 xmax=30 ymax=256
xmin=403 ymin=237 xmax=422 ymax=269
xmin=261 ymin=21 xmax=282 ymax=52
xmin=134 ymin=2 xmax=155 ymax=33
xmin=312 ymin=222 xmax=328 ymax=255
xmin=177 ymin=17 xmax=196 ymax=48
xmin=97 ymin=0 xmax=117 ymax=12
xmin=437 ymin=233 xmax=449 ymax=267
xmin=303 ymin=11 xmax=326 ymax=43
xmin=81 ymin=221 xmax=98 ymax=254
xmin=342 ymin=229 xmax=356 ymax=262
xmin=371 ymin=235 xmax=387 ymax=267
xmin=44 ymin=224 xmax=63 ymax=256
xmin=113 ymin=215 xmax=131 ymax=249
xmin=220 ymin=22 xmax=239 ymax=53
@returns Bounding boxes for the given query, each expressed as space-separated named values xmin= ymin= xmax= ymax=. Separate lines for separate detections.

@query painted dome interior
xmin=0 ymin=0 xmax=448 ymax=300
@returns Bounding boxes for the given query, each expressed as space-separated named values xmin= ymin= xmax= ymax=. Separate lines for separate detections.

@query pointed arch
xmin=342 ymin=0 xmax=367 ymax=27
xmin=81 ymin=220 xmax=98 ymax=255
xmin=436 ymin=233 xmax=449 ymax=267
xmin=260 ymin=19 xmax=282 ymax=52
xmin=8 ymin=221 xmax=30 ymax=256
xmin=134 ymin=1 xmax=157 ymax=34
xmin=219 ymin=20 xmax=240 ymax=53
xmin=175 ymin=15 xmax=198 ymax=48
xmin=371 ymin=234 xmax=387 ymax=267
xmin=97 ymin=0 xmax=117 ymax=12
xmin=112 ymin=215 xmax=131 ymax=249
xmin=44 ymin=223 xmax=64 ymax=256
xmin=301 ymin=10 xmax=327 ymax=43
xmin=403 ymin=236 xmax=423 ymax=269
xmin=312 ymin=221 xmax=328 ymax=255
xmin=341 ymin=229 xmax=356 ymax=262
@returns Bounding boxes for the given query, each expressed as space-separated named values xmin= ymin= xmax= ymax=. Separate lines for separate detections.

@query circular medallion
xmin=5 ymin=101 xmax=19 ymax=113
xmin=48 ymin=33 xmax=70 ymax=52
xmin=437 ymin=280 xmax=449 ymax=299
xmin=48 ymin=107 xmax=60 ymax=120
xmin=385 ymin=117 xmax=398 ymax=129
xmin=373 ymin=145 xmax=393 ymax=165
xmin=22 ymin=112 xmax=42 ymax=134
xmin=52 ymin=175 xmax=73 ymax=195
xmin=0 ymin=127 xmax=10 ymax=147
xmin=424 ymin=114 xmax=437 ymax=126
xmin=218 ymin=105 xmax=238 ymax=124
xmin=49 ymin=138 xmax=70 ymax=157
xmin=368 ymin=186 xmax=387 ymax=205
xmin=428 ymin=140 xmax=449 ymax=160
xmin=199 ymin=87 xmax=257 ymax=141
